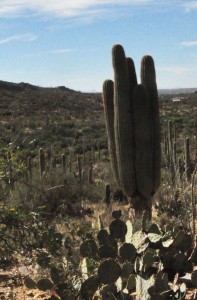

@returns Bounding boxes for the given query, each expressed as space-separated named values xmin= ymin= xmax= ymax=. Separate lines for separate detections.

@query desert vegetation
xmin=0 ymin=45 xmax=197 ymax=299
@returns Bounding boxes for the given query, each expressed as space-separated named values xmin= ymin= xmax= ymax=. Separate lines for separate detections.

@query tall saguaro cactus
xmin=103 ymin=44 xmax=161 ymax=215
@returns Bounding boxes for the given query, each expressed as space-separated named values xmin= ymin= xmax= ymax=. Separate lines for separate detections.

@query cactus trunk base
xmin=130 ymin=195 xmax=152 ymax=220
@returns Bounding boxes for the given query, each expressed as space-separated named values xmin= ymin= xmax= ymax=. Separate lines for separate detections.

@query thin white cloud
xmin=0 ymin=0 xmax=178 ymax=18
xmin=48 ymin=49 xmax=73 ymax=54
xmin=183 ymin=1 xmax=197 ymax=12
xmin=158 ymin=65 xmax=197 ymax=75
xmin=180 ymin=41 xmax=197 ymax=47
xmin=0 ymin=33 xmax=37 ymax=45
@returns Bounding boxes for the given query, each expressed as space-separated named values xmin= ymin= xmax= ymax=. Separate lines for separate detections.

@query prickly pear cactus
xmin=79 ymin=210 xmax=195 ymax=300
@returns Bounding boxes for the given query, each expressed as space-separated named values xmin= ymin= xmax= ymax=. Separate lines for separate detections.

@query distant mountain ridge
xmin=159 ymin=88 xmax=197 ymax=95
xmin=0 ymin=80 xmax=78 ymax=93
xmin=0 ymin=79 xmax=197 ymax=95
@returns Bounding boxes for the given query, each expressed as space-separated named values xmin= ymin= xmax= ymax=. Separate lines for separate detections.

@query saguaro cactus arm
xmin=113 ymin=45 xmax=136 ymax=196
xmin=141 ymin=55 xmax=161 ymax=193
xmin=103 ymin=80 xmax=120 ymax=186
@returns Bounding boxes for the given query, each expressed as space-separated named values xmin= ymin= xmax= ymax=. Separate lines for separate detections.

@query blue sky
xmin=0 ymin=1 xmax=197 ymax=92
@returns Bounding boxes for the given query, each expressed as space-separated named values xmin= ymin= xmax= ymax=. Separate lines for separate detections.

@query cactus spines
xmin=103 ymin=44 xmax=161 ymax=216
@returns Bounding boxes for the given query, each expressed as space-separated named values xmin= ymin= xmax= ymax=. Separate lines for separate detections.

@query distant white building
xmin=172 ymin=97 xmax=181 ymax=102
xmin=172 ymin=96 xmax=189 ymax=102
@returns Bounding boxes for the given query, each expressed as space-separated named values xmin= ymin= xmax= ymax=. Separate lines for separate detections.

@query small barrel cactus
xmin=103 ymin=44 xmax=161 ymax=215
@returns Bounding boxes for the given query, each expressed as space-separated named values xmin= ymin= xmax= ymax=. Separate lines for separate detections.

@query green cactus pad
xmin=24 ymin=277 xmax=37 ymax=289
xmin=189 ymin=246 xmax=197 ymax=263
xmin=172 ymin=226 xmax=180 ymax=236
xmin=148 ymin=223 xmax=162 ymax=233
xmin=180 ymin=282 xmax=187 ymax=294
xmin=155 ymin=271 xmax=169 ymax=292
xmin=126 ymin=274 xmax=136 ymax=292
xmin=50 ymin=267 xmax=60 ymax=285
xmin=162 ymin=247 xmax=178 ymax=269
xmin=150 ymin=290 xmax=172 ymax=300
xmin=172 ymin=253 xmax=187 ymax=272
xmin=98 ymin=245 xmax=117 ymax=259
xmin=172 ymin=230 xmax=185 ymax=248
xmin=112 ymin=210 xmax=122 ymax=219
xmin=142 ymin=250 xmax=155 ymax=273
xmin=183 ymin=260 xmax=193 ymax=273
xmin=80 ymin=275 xmax=100 ymax=300
xmin=109 ymin=219 xmax=127 ymax=241
xmin=162 ymin=231 xmax=174 ymax=248
xmin=97 ymin=229 xmax=110 ymax=246
xmin=148 ymin=223 xmax=162 ymax=243
xmin=125 ymin=220 xmax=133 ymax=243
xmin=131 ymin=231 xmax=149 ymax=253
xmin=178 ymin=234 xmax=192 ymax=252
xmin=148 ymin=232 xmax=162 ymax=244
xmin=164 ymin=224 xmax=172 ymax=232
xmin=100 ymin=284 xmax=117 ymax=299
xmin=121 ymin=262 xmax=135 ymax=279
xmin=98 ymin=259 xmax=121 ymax=285
xmin=119 ymin=243 xmax=136 ymax=262
xmin=49 ymin=295 xmax=60 ymax=300
xmin=36 ymin=252 xmax=51 ymax=268
xmin=134 ymin=257 xmax=141 ymax=274
xmin=37 ymin=278 xmax=53 ymax=291
xmin=80 ymin=239 xmax=98 ymax=258
xmin=191 ymin=270 xmax=197 ymax=288
xmin=171 ymin=253 xmax=192 ymax=274
xmin=55 ymin=283 xmax=68 ymax=298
